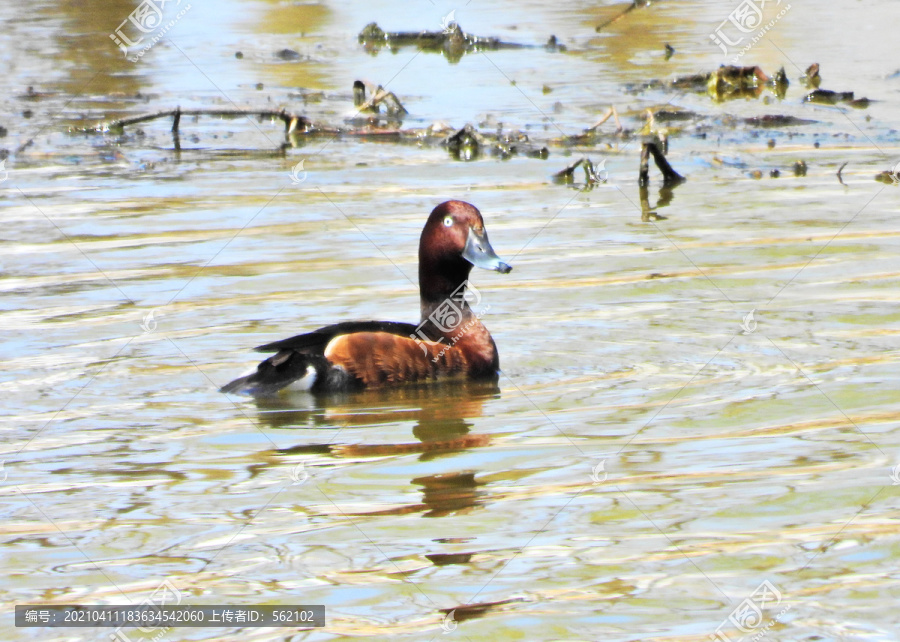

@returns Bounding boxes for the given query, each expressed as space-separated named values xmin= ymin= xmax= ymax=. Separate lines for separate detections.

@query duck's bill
xmin=463 ymin=227 xmax=512 ymax=274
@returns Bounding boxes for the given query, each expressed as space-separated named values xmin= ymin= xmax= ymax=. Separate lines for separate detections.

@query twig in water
xmin=553 ymin=157 xmax=585 ymax=182
xmin=93 ymin=108 xmax=311 ymax=135
xmin=837 ymin=161 xmax=848 ymax=186
xmin=596 ymin=0 xmax=654 ymax=32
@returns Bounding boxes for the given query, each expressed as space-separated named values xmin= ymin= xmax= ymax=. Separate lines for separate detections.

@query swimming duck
xmin=220 ymin=200 xmax=511 ymax=395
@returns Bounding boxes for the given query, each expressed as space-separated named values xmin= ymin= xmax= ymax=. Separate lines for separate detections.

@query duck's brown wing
xmin=324 ymin=332 xmax=467 ymax=387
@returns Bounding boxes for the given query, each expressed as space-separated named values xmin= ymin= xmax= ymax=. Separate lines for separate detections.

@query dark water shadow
xmin=251 ymin=379 xmax=498 ymax=436
xmin=246 ymin=381 xmax=501 ymax=518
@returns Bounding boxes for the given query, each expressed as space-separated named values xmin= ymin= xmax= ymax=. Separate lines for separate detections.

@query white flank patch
xmin=284 ymin=365 xmax=317 ymax=392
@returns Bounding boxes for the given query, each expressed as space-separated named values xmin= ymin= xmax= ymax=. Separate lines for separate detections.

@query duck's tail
xmin=220 ymin=350 xmax=319 ymax=396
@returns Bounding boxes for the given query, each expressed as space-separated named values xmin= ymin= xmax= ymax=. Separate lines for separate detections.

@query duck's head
xmin=418 ymin=201 xmax=511 ymax=301
xmin=419 ymin=201 xmax=512 ymax=278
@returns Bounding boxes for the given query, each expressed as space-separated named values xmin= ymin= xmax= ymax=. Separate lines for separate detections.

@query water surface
xmin=2 ymin=0 xmax=900 ymax=640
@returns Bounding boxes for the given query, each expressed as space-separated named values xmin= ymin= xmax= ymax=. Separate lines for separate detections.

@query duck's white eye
xmin=443 ymin=216 xmax=454 ymax=227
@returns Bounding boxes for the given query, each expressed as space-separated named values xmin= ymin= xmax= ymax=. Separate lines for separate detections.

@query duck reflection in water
xmin=253 ymin=381 xmax=499 ymax=517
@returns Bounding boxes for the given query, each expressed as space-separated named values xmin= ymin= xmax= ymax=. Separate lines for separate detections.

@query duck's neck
xmin=419 ymin=255 xmax=471 ymax=313
xmin=419 ymin=282 xmax=477 ymax=334
xmin=417 ymin=260 xmax=499 ymax=375
xmin=418 ymin=257 xmax=478 ymax=337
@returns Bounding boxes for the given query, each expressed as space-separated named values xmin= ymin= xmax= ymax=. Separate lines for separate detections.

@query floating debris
xmin=554 ymin=157 xmax=586 ymax=183
xmin=77 ymin=87 xmax=551 ymax=160
xmin=354 ymin=81 xmax=408 ymax=117
xmin=666 ymin=72 xmax=712 ymax=92
xmin=440 ymin=597 xmax=527 ymax=623
xmin=545 ymin=35 xmax=564 ymax=51
xmin=651 ymin=109 xmax=697 ymax=123
xmin=804 ymin=89 xmax=856 ymax=105
xmin=803 ymin=63 xmax=821 ymax=88
xmin=553 ymin=157 xmax=606 ymax=187
xmin=744 ymin=115 xmax=816 ymax=128
xmin=353 ymin=80 xmax=366 ymax=107
xmin=492 ymin=130 xmax=548 ymax=160
xmin=587 ymin=106 xmax=622 ymax=133
xmin=358 ymin=22 xmax=562 ymax=63
xmin=874 ymin=165 xmax=900 ymax=185
xmin=664 ymin=43 xmax=675 ymax=60
xmin=707 ymin=65 xmax=770 ymax=102
xmin=556 ymin=108 xmax=631 ymax=146
xmin=583 ymin=158 xmax=607 ymax=184
xmin=635 ymin=65 xmax=787 ymax=102
xmin=22 ymin=86 xmax=55 ymax=101
xmin=771 ymin=67 xmax=789 ymax=99
xmin=80 ymin=107 xmax=311 ymax=136
xmin=424 ymin=121 xmax=455 ymax=137
xmin=275 ymin=48 xmax=301 ymax=61
xmin=443 ymin=124 xmax=485 ymax=161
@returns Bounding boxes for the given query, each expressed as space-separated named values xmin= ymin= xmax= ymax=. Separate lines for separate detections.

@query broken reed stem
xmin=356 ymin=84 xmax=409 ymax=116
xmin=588 ymin=106 xmax=621 ymax=133
xmin=837 ymin=161 xmax=848 ymax=185
xmin=353 ymin=80 xmax=367 ymax=107
xmin=595 ymin=0 xmax=642 ymax=32
xmin=639 ymin=143 xmax=651 ymax=187
xmin=639 ymin=141 xmax=684 ymax=187
xmin=553 ymin=157 xmax=585 ymax=182
xmin=108 ymin=108 xmax=310 ymax=134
